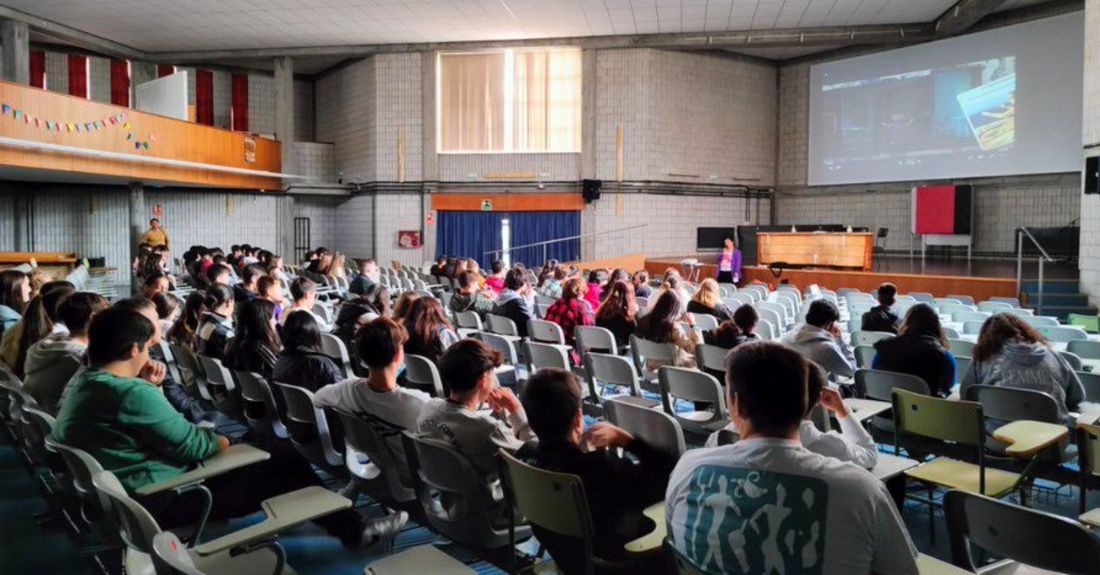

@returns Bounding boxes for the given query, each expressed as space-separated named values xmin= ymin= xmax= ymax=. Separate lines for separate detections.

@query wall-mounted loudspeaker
xmin=1086 ymin=156 xmax=1099 ymax=195
xmin=582 ymin=179 xmax=602 ymax=203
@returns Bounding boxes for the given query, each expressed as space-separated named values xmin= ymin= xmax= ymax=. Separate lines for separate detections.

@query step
xmin=1021 ymin=292 xmax=1091 ymax=307
xmin=1020 ymin=280 xmax=1082 ymax=295
xmin=1025 ymin=305 xmax=1097 ymax=321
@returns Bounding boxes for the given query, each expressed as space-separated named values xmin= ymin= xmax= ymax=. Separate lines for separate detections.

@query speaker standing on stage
xmin=716 ymin=238 xmax=741 ymax=284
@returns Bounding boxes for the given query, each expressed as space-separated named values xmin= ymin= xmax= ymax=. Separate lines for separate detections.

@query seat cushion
xmin=904 ymin=458 xmax=1020 ymax=497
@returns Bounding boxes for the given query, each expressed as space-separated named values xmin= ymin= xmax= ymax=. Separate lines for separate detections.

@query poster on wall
xmin=244 ymin=137 xmax=256 ymax=163
xmin=398 ymin=231 xmax=422 ymax=249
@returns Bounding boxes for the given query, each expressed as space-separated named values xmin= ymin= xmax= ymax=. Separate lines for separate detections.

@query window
xmin=438 ymin=48 xmax=581 ymax=153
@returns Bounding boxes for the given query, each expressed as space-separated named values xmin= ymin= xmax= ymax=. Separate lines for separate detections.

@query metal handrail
xmin=1015 ymin=227 xmax=1055 ymax=316
xmin=485 ymin=223 xmax=649 ymax=265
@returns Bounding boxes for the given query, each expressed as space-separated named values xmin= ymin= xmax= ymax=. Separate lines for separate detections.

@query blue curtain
xmin=510 ymin=211 xmax=580 ymax=266
xmin=435 ymin=211 xmax=505 ymax=270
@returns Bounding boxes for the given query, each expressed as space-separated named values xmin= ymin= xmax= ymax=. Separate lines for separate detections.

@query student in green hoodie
xmin=54 ymin=306 xmax=405 ymax=548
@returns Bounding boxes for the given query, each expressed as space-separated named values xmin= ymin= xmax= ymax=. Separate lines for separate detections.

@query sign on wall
xmin=398 ymin=231 xmax=422 ymax=249
xmin=151 ymin=204 xmax=163 ymax=218
xmin=244 ymin=137 xmax=256 ymax=163
xmin=480 ymin=199 xmax=493 ymax=211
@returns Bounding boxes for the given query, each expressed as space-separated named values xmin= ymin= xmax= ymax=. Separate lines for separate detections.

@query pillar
xmin=274 ymin=56 xmax=295 ymax=183
xmin=129 ymin=182 xmax=144 ymax=291
xmin=421 ymin=51 xmax=438 ymax=261
xmin=1 ymin=19 xmax=29 ymax=85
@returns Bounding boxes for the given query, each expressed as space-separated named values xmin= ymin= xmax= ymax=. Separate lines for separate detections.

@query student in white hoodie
xmin=23 ymin=292 xmax=108 ymax=414
xmin=782 ymin=299 xmax=856 ymax=379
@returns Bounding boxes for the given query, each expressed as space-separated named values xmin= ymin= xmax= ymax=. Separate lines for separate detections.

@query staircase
xmin=1020 ymin=278 xmax=1096 ymax=320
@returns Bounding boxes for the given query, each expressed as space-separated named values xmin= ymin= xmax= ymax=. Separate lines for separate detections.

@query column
xmin=0 ymin=19 xmax=29 ymax=85
xmin=421 ymin=51 xmax=438 ymax=261
xmin=129 ymin=182 xmax=144 ymax=291
xmin=274 ymin=56 xmax=295 ymax=183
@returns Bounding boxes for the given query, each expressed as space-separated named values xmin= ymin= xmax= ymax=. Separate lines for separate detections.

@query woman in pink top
xmin=716 ymin=238 xmax=742 ymax=285
xmin=483 ymin=260 xmax=506 ymax=294
xmin=584 ymin=269 xmax=606 ymax=313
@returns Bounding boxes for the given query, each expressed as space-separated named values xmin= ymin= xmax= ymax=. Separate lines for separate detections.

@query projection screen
xmin=808 ymin=12 xmax=1083 ymax=186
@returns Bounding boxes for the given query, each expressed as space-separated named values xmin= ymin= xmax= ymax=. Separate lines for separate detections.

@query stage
xmin=644 ymin=255 xmax=1080 ymax=302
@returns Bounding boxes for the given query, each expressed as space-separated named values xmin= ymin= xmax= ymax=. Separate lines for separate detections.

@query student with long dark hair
xmin=635 ymin=290 xmax=701 ymax=369
xmin=0 ymin=269 xmax=31 ymax=337
xmin=873 ymin=303 xmax=956 ymax=397
xmin=224 ymin=298 xmax=281 ymax=378
xmin=595 ymin=280 xmax=637 ymax=349
xmin=403 ymin=297 xmax=459 ymax=363
xmin=960 ymin=313 xmax=1084 ymax=420
xmin=169 ymin=291 xmax=206 ymax=351
xmin=1 ymin=281 xmax=75 ymax=376
xmin=273 ymin=310 xmax=342 ymax=392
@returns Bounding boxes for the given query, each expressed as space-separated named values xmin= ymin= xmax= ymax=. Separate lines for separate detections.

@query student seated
xmin=416 ymin=339 xmax=535 ymax=496
xmin=706 ymin=362 xmax=877 ymax=469
xmin=204 ymin=262 xmax=232 ymax=290
xmin=450 ymin=270 xmax=495 ymax=318
xmin=2 ymin=280 xmax=75 ymax=376
xmin=584 ymin=270 xmax=607 ymax=312
xmin=960 ymin=313 xmax=1084 ymax=421
xmin=594 ymin=280 xmax=638 ymax=351
xmin=278 ymin=277 xmax=327 ymax=329
xmin=141 ymin=273 xmax=170 ymax=299
xmin=223 ymin=298 xmax=281 ymax=378
xmin=402 ymin=297 xmax=460 ymax=364
xmin=151 ymin=292 xmax=181 ymax=337
xmin=54 ymin=307 xmax=404 ymax=547
xmin=667 ymin=342 xmax=918 ymax=574
xmin=23 ymin=292 xmax=108 ymax=415
xmin=314 ymin=317 xmax=429 ymax=484
xmin=348 ymin=258 xmax=378 ymax=296
xmin=873 ymin=303 xmax=956 ymax=397
xmin=168 ymin=291 xmax=206 ymax=351
xmin=861 ymin=282 xmax=900 ymax=334
xmin=196 ymin=284 xmax=235 ymax=359
xmin=631 ymin=270 xmax=653 ymax=299
xmin=273 ymin=310 xmax=343 ymax=392
xmin=491 ymin=269 xmax=536 ymax=338
xmin=687 ymin=278 xmax=735 ymax=322
xmin=539 ymin=266 xmax=566 ymax=300
xmin=704 ymin=305 xmax=761 ymax=349
xmin=233 ymin=264 xmax=265 ymax=304
xmin=484 ymin=260 xmax=506 ymax=294
xmin=782 ymin=299 xmax=856 ymax=378
xmin=517 ymin=369 xmax=674 ymax=575
xmin=545 ymin=277 xmax=594 ymax=351
xmin=0 ymin=269 xmax=31 ymax=337
xmin=635 ymin=290 xmax=701 ymax=370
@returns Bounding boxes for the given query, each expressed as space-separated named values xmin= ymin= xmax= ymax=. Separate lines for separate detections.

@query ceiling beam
xmin=934 ymin=0 xmax=1011 ymax=36
xmin=0 ymin=5 xmax=143 ymax=60
xmin=147 ymin=24 xmax=934 ymax=64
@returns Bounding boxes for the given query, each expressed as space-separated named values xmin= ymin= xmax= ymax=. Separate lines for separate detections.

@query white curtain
xmin=439 ymin=48 xmax=581 ymax=153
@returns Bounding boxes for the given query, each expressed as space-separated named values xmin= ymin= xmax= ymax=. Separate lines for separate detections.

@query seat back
xmin=454 ymin=311 xmax=483 ymax=331
xmin=574 ymin=325 xmax=617 ymax=356
xmin=754 ymin=320 xmax=776 ymax=341
xmin=849 ymin=331 xmax=892 ymax=347
xmin=854 ymin=345 xmax=876 ymax=368
xmin=232 ymin=371 xmax=287 ymax=439
xmin=1038 ymin=326 xmax=1090 ymax=343
xmin=585 ymin=353 xmax=642 ymax=398
xmin=478 ymin=332 xmax=519 ymax=366
xmin=909 ymin=292 xmax=934 ymax=303
xmin=942 ymin=326 xmax=961 ymax=339
xmin=404 ymin=354 xmax=445 ymax=397
xmin=954 ymin=356 xmax=972 ymax=381
xmin=658 ymin=366 xmax=726 ymax=420
xmin=978 ymin=301 xmax=1013 ymax=313
xmin=170 ymin=343 xmax=209 ymax=400
xmin=962 ymin=320 xmax=985 ymax=335
xmin=486 ymin=314 xmax=519 ymax=337
xmin=1060 ymin=351 xmax=1084 ymax=371
xmin=402 ymin=432 xmax=504 ymax=547
xmin=1020 ymin=315 xmax=1059 ymax=328
xmin=754 ymin=307 xmax=783 ymax=335
xmin=691 ymin=313 xmax=719 ymax=332
xmin=945 ymin=490 xmax=1100 ymax=574
xmin=272 ymin=382 xmax=343 ymax=467
xmin=694 ymin=343 xmax=729 ymax=379
xmin=858 ymin=369 xmax=930 ymax=401
xmin=989 ymin=296 xmax=1021 ymax=308
xmin=92 ymin=470 xmax=161 ymax=553
xmin=1067 ymin=339 xmax=1100 ymax=360
xmin=498 ymin=449 xmax=591 ymax=542
xmin=320 ymin=333 xmax=353 ymax=377
xmin=527 ymin=319 xmax=565 ymax=345
xmin=337 ymin=410 xmax=415 ymax=503
xmin=1077 ymin=371 xmax=1100 ymax=401
xmin=892 ymin=388 xmax=982 ymax=447
xmin=964 ymin=385 xmax=1060 ymax=424
xmin=629 ymin=335 xmax=677 ymax=374
xmin=604 ymin=397 xmax=686 ymax=460
xmin=526 ymin=341 xmax=570 ymax=373
xmin=948 ymin=338 xmax=975 ymax=356
xmin=197 ymin=355 xmax=241 ymax=417
xmin=21 ymin=406 xmax=57 ymax=465
xmin=47 ymin=437 xmax=111 ymax=516
xmin=951 ymin=310 xmax=991 ymax=324
xmin=151 ymin=532 xmax=204 ymax=575
xmin=756 ymin=301 xmax=788 ymax=327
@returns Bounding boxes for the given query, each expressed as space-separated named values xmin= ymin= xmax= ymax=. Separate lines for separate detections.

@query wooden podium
xmin=757 ymin=232 xmax=874 ymax=271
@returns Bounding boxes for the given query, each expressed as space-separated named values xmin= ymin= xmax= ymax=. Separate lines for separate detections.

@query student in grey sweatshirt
xmin=23 ymin=292 xmax=108 ymax=414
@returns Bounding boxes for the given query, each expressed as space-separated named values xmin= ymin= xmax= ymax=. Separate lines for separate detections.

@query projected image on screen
xmin=819 ymin=57 xmax=1016 ymax=172
xmin=807 ymin=12 xmax=1082 ymax=186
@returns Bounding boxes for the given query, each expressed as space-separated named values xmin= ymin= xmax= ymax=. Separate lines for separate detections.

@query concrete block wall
xmin=373 ymin=53 xmax=422 ymax=182
xmin=438 ymin=154 xmax=580 ymax=182
xmin=1080 ymin=0 xmax=1100 ymax=300
xmin=333 ymin=194 xmax=374 ymax=258
xmin=776 ymin=61 xmax=1081 ymax=255
xmin=595 ymin=49 xmax=651 ymax=181
xmin=294 ymin=143 xmax=336 ymax=182
xmin=145 ymin=191 xmax=282 ymax=256
xmin=374 ymin=194 xmax=426 ymax=267
xmin=315 ymin=58 xmax=375 ymax=182
xmin=581 ymin=192 xmax=771 ymax=261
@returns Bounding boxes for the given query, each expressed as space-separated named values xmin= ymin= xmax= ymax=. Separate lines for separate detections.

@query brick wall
xmin=1080 ymin=0 xmax=1100 ymax=301
xmin=775 ymin=61 xmax=1081 ymax=255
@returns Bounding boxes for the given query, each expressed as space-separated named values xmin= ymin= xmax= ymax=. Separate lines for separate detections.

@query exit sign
xmin=480 ymin=199 xmax=493 ymax=211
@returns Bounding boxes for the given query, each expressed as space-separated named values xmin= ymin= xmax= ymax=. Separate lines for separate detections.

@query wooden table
xmin=757 ymin=232 xmax=875 ymax=271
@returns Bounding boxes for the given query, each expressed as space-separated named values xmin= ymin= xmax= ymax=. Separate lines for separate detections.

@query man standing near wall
xmin=141 ymin=218 xmax=170 ymax=250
